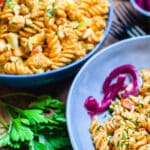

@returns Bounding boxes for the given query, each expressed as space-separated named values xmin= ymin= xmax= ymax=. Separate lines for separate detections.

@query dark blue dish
xmin=0 ymin=0 xmax=113 ymax=87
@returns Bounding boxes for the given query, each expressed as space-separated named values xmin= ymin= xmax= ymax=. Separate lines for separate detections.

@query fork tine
xmin=114 ymin=5 xmax=127 ymax=26
xmin=109 ymin=27 xmax=121 ymax=38
xmin=110 ymin=22 xmax=123 ymax=34
xmin=126 ymin=30 xmax=138 ymax=38
xmin=117 ymin=4 xmax=136 ymax=26
xmin=123 ymin=4 xmax=137 ymax=24
xmin=109 ymin=21 xmax=126 ymax=39
xmin=114 ymin=3 xmax=147 ymax=38
xmin=131 ymin=28 xmax=142 ymax=36
xmin=127 ymin=26 xmax=146 ymax=37
xmin=134 ymin=26 xmax=147 ymax=35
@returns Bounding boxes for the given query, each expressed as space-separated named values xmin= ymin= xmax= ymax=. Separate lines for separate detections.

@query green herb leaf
xmin=48 ymin=136 xmax=70 ymax=149
xmin=9 ymin=142 xmax=21 ymax=149
xmin=29 ymin=96 xmax=64 ymax=110
xmin=10 ymin=119 xmax=33 ymax=142
xmin=108 ymin=107 xmax=114 ymax=113
xmin=23 ymin=109 xmax=48 ymax=125
xmin=29 ymin=140 xmax=47 ymax=150
xmin=53 ymin=113 xmax=66 ymax=123
xmin=0 ymin=134 xmax=11 ymax=147
xmin=38 ymin=134 xmax=54 ymax=150
xmin=20 ymin=118 xmax=30 ymax=125
xmin=0 ymin=93 xmax=70 ymax=150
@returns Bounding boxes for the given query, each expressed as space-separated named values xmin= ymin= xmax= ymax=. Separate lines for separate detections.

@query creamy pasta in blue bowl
xmin=0 ymin=0 xmax=113 ymax=87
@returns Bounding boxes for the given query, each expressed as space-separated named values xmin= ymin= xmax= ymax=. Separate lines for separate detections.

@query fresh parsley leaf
xmin=23 ymin=109 xmax=48 ymax=125
xmin=53 ymin=113 xmax=66 ymax=123
xmin=48 ymin=136 xmax=70 ymax=149
xmin=29 ymin=140 xmax=47 ymax=150
xmin=9 ymin=142 xmax=21 ymax=149
xmin=20 ymin=118 xmax=30 ymax=125
xmin=10 ymin=119 xmax=33 ymax=142
xmin=0 ymin=134 xmax=11 ymax=147
xmin=38 ymin=134 xmax=54 ymax=150
xmin=29 ymin=96 xmax=64 ymax=110
xmin=0 ymin=93 xmax=70 ymax=150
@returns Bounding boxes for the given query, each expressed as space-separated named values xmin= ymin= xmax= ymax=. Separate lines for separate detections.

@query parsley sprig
xmin=0 ymin=93 xmax=70 ymax=150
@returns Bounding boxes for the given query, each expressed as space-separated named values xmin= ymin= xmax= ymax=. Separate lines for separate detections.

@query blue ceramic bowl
xmin=0 ymin=0 xmax=113 ymax=88
xmin=130 ymin=0 xmax=150 ymax=17
xmin=66 ymin=35 xmax=150 ymax=150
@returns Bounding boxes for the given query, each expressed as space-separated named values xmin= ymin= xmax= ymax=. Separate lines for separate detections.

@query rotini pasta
xmin=0 ymin=0 xmax=109 ymax=75
xmin=90 ymin=69 xmax=150 ymax=150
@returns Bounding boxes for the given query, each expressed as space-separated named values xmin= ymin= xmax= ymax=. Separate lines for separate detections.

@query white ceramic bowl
xmin=67 ymin=35 xmax=150 ymax=150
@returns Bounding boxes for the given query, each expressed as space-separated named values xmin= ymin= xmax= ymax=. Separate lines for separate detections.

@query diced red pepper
xmin=0 ymin=0 xmax=6 ymax=8
xmin=121 ymin=99 xmax=134 ymax=110
xmin=31 ymin=45 xmax=43 ymax=55
xmin=138 ymin=128 xmax=146 ymax=132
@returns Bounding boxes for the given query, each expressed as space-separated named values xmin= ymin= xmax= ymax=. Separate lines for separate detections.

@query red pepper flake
xmin=31 ymin=45 xmax=43 ymax=55
xmin=0 ymin=0 xmax=6 ymax=8
xmin=121 ymin=99 xmax=134 ymax=110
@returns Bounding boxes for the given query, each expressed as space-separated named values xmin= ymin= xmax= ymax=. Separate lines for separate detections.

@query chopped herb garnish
xmin=147 ymin=110 xmax=150 ymax=114
xmin=132 ymin=130 xmax=135 ymax=134
xmin=116 ymin=141 xmax=122 ymax=147
xmin=136 ymin=119 xmax=140 ymax=126
xmin=102 ymin=114 xmax=107 ymax=119
xmin=6 ymin=0 xmax=12 ymax=8
xmin=47 ymin=2 xmax=57 ymax=18
xmin=108 ymin=136 xmax=113 ymax=144
xmin=47 ymin=8 xmax=53 ymax=18
xmin=125 ymin=143 xmax=129 ymax=148
xmin=112 ymin=118 xmax=116 ymax=122
xmin=115 ymin=101 xmax=119 ymax=105
xmin=123 ymin=119 xmax=127 ymax=123
xmin=96 ymin=125 xmax=101 ymax=130
xmin=108 ymin=107 xmax=114 ymax=113
xmin=128 ymin=119 xmax=134 ymax=123
xmin=121 ymin=133 xmax=127 ymax=140
xmin=140 ymin=103 xmax=144 ymax=108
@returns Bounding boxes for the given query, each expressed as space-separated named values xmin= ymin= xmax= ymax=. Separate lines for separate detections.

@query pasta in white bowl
xmin=66 ymin=36 xmax=150 ymax=150
xmin=90 ymin=69 xmax=150 ymax=150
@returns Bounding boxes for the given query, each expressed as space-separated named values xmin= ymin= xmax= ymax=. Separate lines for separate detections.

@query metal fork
xmin=111 ymin=3 xmax=146 ymax=38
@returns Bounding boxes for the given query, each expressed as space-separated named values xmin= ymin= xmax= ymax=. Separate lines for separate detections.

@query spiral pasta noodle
xmin=90 ymin=69 xmax=150 ymax=150
xmin=0 ymin=0 xmax=109 ymax=75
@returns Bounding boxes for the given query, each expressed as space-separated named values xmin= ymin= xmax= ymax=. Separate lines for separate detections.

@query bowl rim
xmin=130 ymin=0 xmax=150 ymax=17
xmin=66 ymin=35 xmax=150 ymax=150
xmin=0 ymin=0 xmax=113 ymax=79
